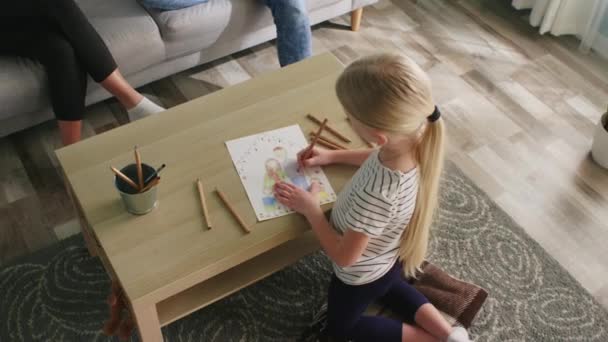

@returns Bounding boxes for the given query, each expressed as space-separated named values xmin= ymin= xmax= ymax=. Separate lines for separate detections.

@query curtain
xmin=512 ymin=0 xmax=608 ymax=54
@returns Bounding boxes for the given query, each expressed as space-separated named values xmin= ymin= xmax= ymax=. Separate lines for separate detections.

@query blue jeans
xmin=140 ymin=0 xmax=312 ymax=66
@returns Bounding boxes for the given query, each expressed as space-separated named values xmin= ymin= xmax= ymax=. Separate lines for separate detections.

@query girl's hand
xmin=274 ymin=181 xmax=321 ymax=217
xmin=297 ymin=147 xmax=333 ymax=170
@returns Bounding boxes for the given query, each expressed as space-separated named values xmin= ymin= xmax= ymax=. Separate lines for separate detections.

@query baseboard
xmin=593 ymin=33 xmax=608 ymax=59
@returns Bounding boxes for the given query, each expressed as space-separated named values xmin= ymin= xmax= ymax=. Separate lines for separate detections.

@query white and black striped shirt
xmin=330 ymin=150 xmax=418 ymax=285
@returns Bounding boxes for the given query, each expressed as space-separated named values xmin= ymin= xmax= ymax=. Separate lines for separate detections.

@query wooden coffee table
xmin=55 ymin=53 xmax=367 ymax=341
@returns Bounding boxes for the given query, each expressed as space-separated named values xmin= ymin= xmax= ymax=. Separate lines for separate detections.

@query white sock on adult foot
xmin=127 ymin=97 xmax=165 ymax=122
xmin=447 ymin=327 xmax=472 ymax=342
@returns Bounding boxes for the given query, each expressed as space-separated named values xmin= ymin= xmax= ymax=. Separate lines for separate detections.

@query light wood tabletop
xmin=56 ymin=53 xmax=368 ymax=341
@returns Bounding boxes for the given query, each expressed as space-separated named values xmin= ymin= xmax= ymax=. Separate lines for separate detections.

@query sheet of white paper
xmin=226 ymin=125 xmax=337 ymax=221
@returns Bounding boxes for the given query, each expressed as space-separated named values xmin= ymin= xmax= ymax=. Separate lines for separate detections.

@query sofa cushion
xmin=243 ymin=0 xmax=343 ymax=32
xmin=143 ymin=0 xmax=344 ymax=59
xmin=76 ymin=0 xmax=165 ymax=76
xmin=0 ymin=57 xmax=49 ymax=121
xmin=143 ymin=0 xmax=232 ymax=58
xmin=308 ymin=0 xmax=342 ymax=11
xmin=352 ymin=0 xmax=377 ymax=9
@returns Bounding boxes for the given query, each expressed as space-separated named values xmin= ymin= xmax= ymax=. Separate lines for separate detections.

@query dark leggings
xmin=0 ymin=0 xmax=118 ymax=121
xmin=327 ymin=262 xmax=429 ymax=342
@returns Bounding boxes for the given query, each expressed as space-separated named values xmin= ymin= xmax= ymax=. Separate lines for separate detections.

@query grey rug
xmin=1 ymin=163 xmax=607 ymax=341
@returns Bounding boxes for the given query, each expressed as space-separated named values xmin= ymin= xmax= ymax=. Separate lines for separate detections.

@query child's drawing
xmin=226 ymin=125 xmax=337 ymax=221
xmin=273 ymin=146 xmax=309 ymax=189
xmin=262 ymin=158 xmax=288 ymax=212
xmin=310 ymin=176 xmax=331 ymax=203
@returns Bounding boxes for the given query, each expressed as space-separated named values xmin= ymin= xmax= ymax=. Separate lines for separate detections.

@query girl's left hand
xmin=273 ymin=181 xmax=321 ymax=217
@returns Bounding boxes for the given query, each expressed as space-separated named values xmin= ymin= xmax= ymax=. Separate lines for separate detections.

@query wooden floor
xmin=1 ymin=0 xmax=607 ymax=309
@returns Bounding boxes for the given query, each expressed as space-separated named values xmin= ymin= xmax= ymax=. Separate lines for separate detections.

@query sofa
xmin=0 ymin=0 xmax=377 ymax=137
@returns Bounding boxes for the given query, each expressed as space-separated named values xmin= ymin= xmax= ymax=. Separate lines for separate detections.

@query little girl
xmin=273 ymin=54 xmax=472 ymax=342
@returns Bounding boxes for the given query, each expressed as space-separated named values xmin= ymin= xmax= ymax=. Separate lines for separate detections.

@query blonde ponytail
xmin=336 ymin=53 xmax=445 ymax=278
xmin=399 ymin=119 xmax=445 ymax=278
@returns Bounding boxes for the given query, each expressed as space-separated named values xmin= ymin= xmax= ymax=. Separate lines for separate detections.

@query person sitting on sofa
xmin=1 ymin=0 xmax=165 ymax=146
xmin=140 ymin=0 xmax=312 ymax=66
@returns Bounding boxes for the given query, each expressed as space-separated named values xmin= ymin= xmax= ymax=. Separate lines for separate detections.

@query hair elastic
xmin=427 ymin=106 xmax=441 ymax=123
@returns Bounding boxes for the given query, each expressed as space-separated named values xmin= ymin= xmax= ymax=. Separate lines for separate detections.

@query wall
xmin=601 ymin=11 xmax=608 ymax=35
xmin=595 ymin=10 xmax=608 ymax=58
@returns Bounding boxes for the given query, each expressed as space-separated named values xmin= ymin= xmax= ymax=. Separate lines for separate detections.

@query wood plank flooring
xmin=1 ymin=0 xmax=607 ymax=309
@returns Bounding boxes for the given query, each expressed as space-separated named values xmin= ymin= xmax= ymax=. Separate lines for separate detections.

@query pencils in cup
xmin=134 ymin=146 xmax=144 ymax=191
xmin=143 ymin=164 xmax=166 ymax=186
xmin=110 ymin=166 xmax=139 ymax=192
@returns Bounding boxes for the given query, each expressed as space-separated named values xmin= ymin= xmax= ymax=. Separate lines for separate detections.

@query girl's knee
xmin=326 ymin=320 xmax=354 ymax=341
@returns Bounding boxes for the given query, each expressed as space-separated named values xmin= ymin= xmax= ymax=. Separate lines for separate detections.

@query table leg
xmin=62 ymin=172 xmax=98 ymax=256
xmin=132 ymin=303 xmax=164 ymax=342
xmin=79 ymin=220 xmax=99 ymax=257
xmin=351 ymin=8 xmax=363 ymax=31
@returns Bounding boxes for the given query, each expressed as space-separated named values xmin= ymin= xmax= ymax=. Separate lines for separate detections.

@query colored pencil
xmin=306 ymin=114 xmax=351 ymax=143
xmin=110 ymin=166 xmax=139 ymax=191
xmin=143 ymin=164 xmax=166 ymax=185
xmin=215 ymin=188 xmax=251 ymax=234
xmin=298 ymin=119 xmax=328 ymax=169
xmin=196 ymin=179 xmax=212 ymax=229
xmin=315 ymin=139 xmax=340 ymax=150
xmin=140 ymin=177 xmax=160 ymax=193
xmin=134 ymin=146 xmax=144 ymax=191
xmin=309 ymin=132 xmax=348 ymax=150
xmin=307 ymin=118 xmax=328 ymax=153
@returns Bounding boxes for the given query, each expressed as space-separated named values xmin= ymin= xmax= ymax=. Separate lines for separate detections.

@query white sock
xmin=127 ymin=97 xmax=165 ymax=122
xmin=447 ymin=327 xmax=472 ymax=342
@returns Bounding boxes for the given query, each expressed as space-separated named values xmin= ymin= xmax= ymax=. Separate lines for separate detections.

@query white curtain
xmin=512 ymin=0 xmax=608 ymax=53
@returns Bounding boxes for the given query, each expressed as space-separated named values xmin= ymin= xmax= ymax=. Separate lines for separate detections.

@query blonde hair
xmin=336 ymin=54 xmax=445 ymax=278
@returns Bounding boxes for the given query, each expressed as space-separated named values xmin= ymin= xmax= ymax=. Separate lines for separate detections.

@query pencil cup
xmin=114 ymin=163 xmax=158 ymax=215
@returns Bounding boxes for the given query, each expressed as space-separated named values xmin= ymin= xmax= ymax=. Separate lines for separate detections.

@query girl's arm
xmin=305 ymin=207 xmax=369 ymax=267
xmin=299 ymin=147 xmax=375 ymax=169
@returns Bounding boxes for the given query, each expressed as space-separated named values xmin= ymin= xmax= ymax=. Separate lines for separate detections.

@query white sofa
xmin=0 ymin=0 xmax=377 ymax=137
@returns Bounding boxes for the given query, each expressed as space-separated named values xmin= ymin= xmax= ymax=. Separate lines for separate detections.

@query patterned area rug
xmin=1 ymin=163 xmax=607 ymax=341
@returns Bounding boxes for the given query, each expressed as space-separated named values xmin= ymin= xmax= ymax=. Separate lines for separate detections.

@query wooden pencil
xmin=315 ymin=139 xmax=341 ymax=150
xmin=110 ymin=166 xmax=139 ymax=191
xmin=140 ymin=177 xmax=160 ymax=193
xmin=307 ymin=118 xmax=328 ymax=152
xmin=306 ymin=114 xmax=351 ymax=143
xmin=143 ymin=164 xmax=166 ymax=185
xmin=196 ymin=179 xmax=212 ymax=229
xmin=299 ymin=118 xmax=328 ymax=165
xmin=309 ymin=132 xmax=348 ymax=150
xmin=215 ymin=188 xmax=251 ymax=234
xmin=134 ymin=146 xmax=144 ymax=191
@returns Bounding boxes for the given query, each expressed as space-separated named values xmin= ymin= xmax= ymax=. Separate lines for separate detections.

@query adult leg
xmin=8 ymin=0 xmax=164 ymax=119
xmin=264 ymin=0 xmax=312 ymax=66
xmin=37 ymin=0 xmax=116 ymax=82
xmin=57 ymin=121 xmax=83 ymax=146
xmin=1 ymin=26 xmax=89 ymax=145
xmin=39 ymin=0 xmax=160 ymax=115
xmin=37 ymin=33 xmax=89 ymax=145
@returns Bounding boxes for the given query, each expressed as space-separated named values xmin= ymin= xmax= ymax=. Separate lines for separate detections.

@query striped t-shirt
xmin=330 ymin=150 xmax=418 ymax=285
